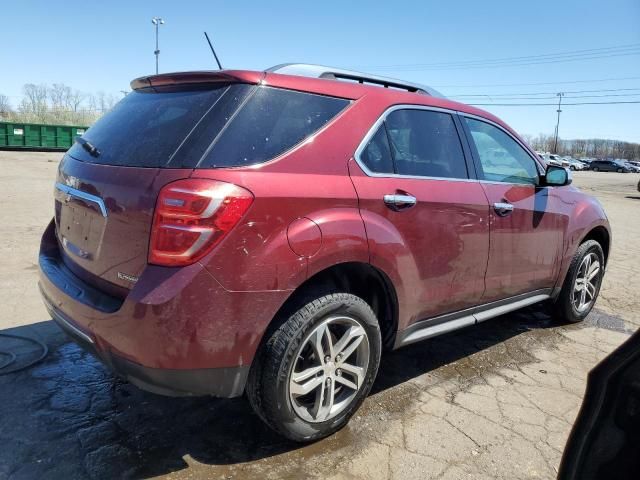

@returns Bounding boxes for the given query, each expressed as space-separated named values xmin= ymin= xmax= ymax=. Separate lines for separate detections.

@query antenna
xmin=204 ymin=31 xmax=223 ymax=70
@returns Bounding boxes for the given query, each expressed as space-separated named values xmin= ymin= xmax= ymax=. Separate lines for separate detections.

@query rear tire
xmin=246 ymin=292 xmax=382 ymax=442
xmin=617 ymin=168 xmax=623 ymax=173
xmin=552 ymin=240 xmax=604 ymax=323
xmin=593 ymin=167 xmax=599 ymax=172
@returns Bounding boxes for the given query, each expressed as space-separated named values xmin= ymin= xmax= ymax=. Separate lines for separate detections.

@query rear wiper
xmin=75 ymin=136 xmax=101 ymax=157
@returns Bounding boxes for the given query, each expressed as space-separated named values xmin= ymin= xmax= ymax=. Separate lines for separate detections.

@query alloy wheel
xmin=289 ymin=315 xmax=370 ymax=423
xmin=573 ymin=252 xmax=601 ymax=313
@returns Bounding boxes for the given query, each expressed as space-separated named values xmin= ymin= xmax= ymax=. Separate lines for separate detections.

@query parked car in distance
xmin=623 ymin=161 xmax=640 ymax=173
xmin=567 ymin=158 xmax=587 ymax=171
xmin=590 ymin=159 xmax=632 ymax=172
xmin=544 ymin=153 xmax=569 ymax=167
xmin=38 ymin=63 xmax=611 ymax=442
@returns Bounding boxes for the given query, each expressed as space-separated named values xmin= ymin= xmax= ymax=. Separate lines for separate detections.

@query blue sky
xmin=2 ymin=0 xmax=639 ymax=141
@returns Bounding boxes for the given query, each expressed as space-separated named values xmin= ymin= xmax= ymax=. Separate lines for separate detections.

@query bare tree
xmin=48 ymin=83 xmax=69 ymax=110
xmin=67 ymin=89 xmax=85 ymax=112
xmin=18 ymin=84 xmax=49 ymax=122
xmin=0 ymin=94 xmax=12 ymax=120
xmin=573 ymin=139 xmax=587 ymax=157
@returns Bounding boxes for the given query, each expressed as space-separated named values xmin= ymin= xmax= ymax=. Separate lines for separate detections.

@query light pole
xmin=553 ymin=92 xmax=565 ymax=154
xmin=151 ymin=17 xmax=165 ymax=74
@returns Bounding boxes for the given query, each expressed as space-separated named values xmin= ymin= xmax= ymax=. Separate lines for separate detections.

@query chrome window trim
xmin=478 ymin=179 xmax=536 ymax=187
xmin=353 ymin=104 xmax=477 ymax=183
xmin=55 ymin=183 xmax=108 ymax=217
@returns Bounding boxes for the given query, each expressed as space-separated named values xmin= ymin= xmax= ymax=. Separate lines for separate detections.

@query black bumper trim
xmin=39 ymin=252 xmax=123 ymax=313
xmin=111 ymin=355 xmax=249 ymax=398
xmin=42 ymin=290 xmax=249 ymax=398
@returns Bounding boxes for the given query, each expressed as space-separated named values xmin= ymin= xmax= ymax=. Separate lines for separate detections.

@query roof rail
xmin=266 ymin=63 xmax=445 ymax=98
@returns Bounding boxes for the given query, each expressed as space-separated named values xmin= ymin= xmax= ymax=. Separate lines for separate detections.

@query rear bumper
xmin=37 ymin=219 xmax=290 ymax=397
xmin=41 ymin=284 xmax=249 ymax=397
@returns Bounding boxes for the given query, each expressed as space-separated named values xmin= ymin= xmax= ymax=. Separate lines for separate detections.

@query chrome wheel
xmin=289 ymin=315 xmax=370 ymax=423
xmin=573 ymin=252 xmax=601 ymax=312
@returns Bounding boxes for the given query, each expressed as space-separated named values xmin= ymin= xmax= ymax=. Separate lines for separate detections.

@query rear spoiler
xmin=130 ymin=70 xmax=264 ymax=90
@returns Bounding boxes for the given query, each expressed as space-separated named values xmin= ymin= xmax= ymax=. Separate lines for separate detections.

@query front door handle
xmin=384 ymin=194 xmax=417 ymax=211
xmin=493 ymin=202 xmax=514 ymax=217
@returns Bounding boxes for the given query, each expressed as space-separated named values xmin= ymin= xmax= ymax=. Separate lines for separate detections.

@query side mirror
xmin=543 ymin=165 xmax=572 ymax=186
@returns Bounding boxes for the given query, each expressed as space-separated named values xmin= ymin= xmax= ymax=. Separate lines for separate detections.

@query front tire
xmin=553 ymin=240 xmax=604 ymax=323
xmin=593 ymin=167 xmax=599 ymax=172
xmin=246 ymin=293 xmax=382 ymax=442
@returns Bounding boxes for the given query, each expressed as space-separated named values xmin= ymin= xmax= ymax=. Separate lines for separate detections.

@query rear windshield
xmin=68 ymin=84 xmax=349 ymax=169
xmin=67 ymin=85 xmax=230 ymax=168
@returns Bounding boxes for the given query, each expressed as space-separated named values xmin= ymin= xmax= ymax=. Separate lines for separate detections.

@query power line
xmin=356 ymin=43 xmax=640 ymax=69
xmin=452 ymin=87 xmax=640 ymax=98
xmin=354 ymin=44 xmax=640 ymax=71
xmin=372 ymin=51 xmax=640 ymax=71
xmin=454 ymin=93 xmax=640 ymax=101
xmin=434 ymin=75 xmax=640 ymax=88
xmin=468 ymin=100 xmax=640 ymax=106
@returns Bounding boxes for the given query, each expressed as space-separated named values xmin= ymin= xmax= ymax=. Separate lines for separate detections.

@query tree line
xmin=522 ymin=133 xmax=640 ymax=161
xmin=0 ymin=83 xmax=122 ymax=126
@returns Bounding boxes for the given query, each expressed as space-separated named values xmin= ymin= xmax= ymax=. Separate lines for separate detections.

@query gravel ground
xmin=0 ymin=151 xmax=638 ymax=479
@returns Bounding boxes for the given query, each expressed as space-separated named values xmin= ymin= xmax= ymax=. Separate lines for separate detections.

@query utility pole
xmin=151 ymin=17 xmax=165 ymax=74
xmin=553 ymin=92 xmax=565 ymax=154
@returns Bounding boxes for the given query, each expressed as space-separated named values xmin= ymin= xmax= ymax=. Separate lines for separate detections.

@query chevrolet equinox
xmin=38 ymin=64 xmax=611 ymax=441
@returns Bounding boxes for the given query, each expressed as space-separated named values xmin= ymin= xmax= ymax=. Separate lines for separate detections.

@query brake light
xmin=149 ymin=179 xmax=254 ymax=266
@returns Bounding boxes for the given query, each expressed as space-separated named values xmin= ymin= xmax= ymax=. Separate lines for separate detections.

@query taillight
xmin=149 ymin=179 xmax=254 ymax=267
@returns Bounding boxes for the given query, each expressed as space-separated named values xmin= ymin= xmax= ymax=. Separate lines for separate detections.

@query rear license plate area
xmin=57 ymin=202 xmax=105 ymax=261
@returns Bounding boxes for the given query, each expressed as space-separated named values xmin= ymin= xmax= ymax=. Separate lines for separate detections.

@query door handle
xmin=493 ymin=202 xmax=514 ymax=217
xmin=384 ymin=194 xmax=417 ymax=211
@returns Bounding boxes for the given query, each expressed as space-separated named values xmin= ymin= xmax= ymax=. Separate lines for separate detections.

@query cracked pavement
xmin=0 ymin=152 xmax=638 ymax=479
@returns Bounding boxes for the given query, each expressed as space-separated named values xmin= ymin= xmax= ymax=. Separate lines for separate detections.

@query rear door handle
xmin=384 ymin=194 xmax=417 ymax=211
xmin=493 ymin=202 xmax=514 ymax=217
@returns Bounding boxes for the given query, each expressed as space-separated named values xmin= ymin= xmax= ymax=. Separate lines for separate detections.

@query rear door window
xmin=385 ymin=109 xmax=468 ymax=179
xmin=199 ymin=87 xmax=349 ymax=168
xmin=359 ymin=126 xmax=395 ymax=174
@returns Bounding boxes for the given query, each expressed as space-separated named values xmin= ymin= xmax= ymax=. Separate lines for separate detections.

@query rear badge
xmin=117 ymin=272 xmax=139 ymax=283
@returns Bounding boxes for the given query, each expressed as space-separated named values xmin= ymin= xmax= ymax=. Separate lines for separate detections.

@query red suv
xmin=38 ymin=64 xmax=610 ymax=441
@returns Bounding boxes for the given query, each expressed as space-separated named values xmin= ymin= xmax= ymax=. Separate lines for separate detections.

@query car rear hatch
xmin=53 ymin=70 xmax=352 ymax=294
xmin=54 ymin=75 xmax=258 ymax=293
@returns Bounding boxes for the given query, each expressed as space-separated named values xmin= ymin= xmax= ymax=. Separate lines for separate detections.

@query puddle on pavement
xmin=583 ymin=308 xmax=635 ymax=334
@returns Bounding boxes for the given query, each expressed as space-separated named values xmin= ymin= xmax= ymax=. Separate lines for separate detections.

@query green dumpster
xmin=0 ymin=121 xmax=88 ymax=150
